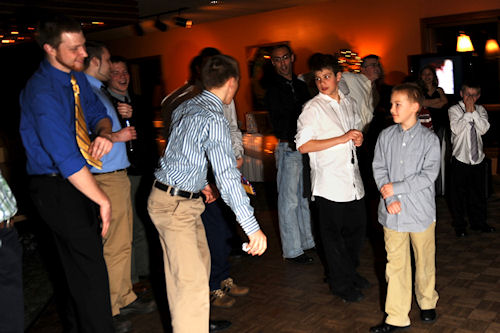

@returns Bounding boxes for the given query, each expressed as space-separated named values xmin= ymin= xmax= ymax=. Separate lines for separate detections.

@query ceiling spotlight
xmin=134 ymin=22 xmax=144 ymax=36
xmin=154 ymin=17 xmax=168 ymax=32
xmin=175 ymin=17 xmax=193 ymax=29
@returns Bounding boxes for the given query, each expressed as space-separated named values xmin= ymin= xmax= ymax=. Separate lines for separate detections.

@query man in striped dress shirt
xmin=148 ymin=54 xmax=267 ymax=333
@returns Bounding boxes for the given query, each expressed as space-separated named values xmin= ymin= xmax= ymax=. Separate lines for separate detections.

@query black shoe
xmin=120 ymin=297 xmax=157 ymax=316
xmin=369 ymin=323 xmax=410 ymax=332
xmin=471 ymin=224 xmax=495 ymax=233
xmin=420 ymin=309 xmax=436 ymax=322
xmin=285 ymin=253 xmax=314 ymax=264
xmin=209 ymin=320 xmax=231 ymax=332
xmin=113 ymin=315 xmax=132 ymax=333
xmin=455 ymin=229 xmax=467 ymax=238
xmin=333 ymin=287 xmax=364 ymax=303
xmin=353 ymin=273 xmax=371 ymax=289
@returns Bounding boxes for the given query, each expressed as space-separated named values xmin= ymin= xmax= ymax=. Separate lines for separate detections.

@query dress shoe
xmin=455 ymin=229 xmax=467 ymax=238
xmin=221 ymin=277 xmax=249 ymax=296
xmin=210 ymin=289 xmax=235 ymax=308
xmin=120 ymin=296 xmax=157 ymax=316
xmin=209 ymin=319 xmax=231 ymax=332
xmin=285 ymin=253 xmax=314 ymax=264
xmin=420 ymin=309 xmax=437 ymax=322
xmin=369 ymin=323 xmax=410 ymax=332
xmin=471 ymin=223 xmax=496 ymax=233
xmin=333 ymin=287 xmax=364 ymax=303
xmin=353 ymin=273 xmax=371 ymax=289
xmin=113 ymin=315 xmax=132 ymax=333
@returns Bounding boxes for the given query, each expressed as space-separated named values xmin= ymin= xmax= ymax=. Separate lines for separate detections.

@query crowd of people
xmin=0 ymin=11 xmax=496 ymax=333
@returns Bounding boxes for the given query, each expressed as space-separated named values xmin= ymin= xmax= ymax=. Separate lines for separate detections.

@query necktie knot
xmin=70 ymin=75 xmax=80 ymax=94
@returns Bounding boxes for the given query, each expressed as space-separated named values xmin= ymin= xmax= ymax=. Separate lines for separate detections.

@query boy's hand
xmin=387 ymin=201 xmax=401 ymax=215
xmin=380 ymin=183 xmax=394 ymax=199
xmin=344 ymin=130 xmax=363 ymax=145
xmin=464 ymin=95 xmax=476 ymax=113
xmin=247 ymin=230 xmax=267 ymax=256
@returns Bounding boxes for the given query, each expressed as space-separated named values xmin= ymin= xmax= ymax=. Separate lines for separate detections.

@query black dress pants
xmin=0 ymin=227 xmax=23 ymax=333
xmin=450 ymin=157 xmax=487 ymax=230
xmin=315 ymin=196 xmax=366 ymax=293
xmin=29 ymin=176 xmax=113 ymax=333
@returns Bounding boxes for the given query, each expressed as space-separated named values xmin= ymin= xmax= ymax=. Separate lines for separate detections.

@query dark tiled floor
xmin=26 ymin=177 xmax=500 ymax=332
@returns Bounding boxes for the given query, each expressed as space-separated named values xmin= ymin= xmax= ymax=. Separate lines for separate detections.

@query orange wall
xmin=105 ymin=0 xmax=500 ymax=126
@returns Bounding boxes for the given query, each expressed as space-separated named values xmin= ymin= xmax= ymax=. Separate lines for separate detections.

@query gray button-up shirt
xmin=372 ymin=123 xmax=440 ymax=232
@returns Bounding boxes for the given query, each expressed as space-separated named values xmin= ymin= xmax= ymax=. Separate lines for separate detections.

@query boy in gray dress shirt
xmin=370 ymin=83 xmax=440 ymax=333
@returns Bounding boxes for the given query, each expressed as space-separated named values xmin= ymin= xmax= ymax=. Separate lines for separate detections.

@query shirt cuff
xmin=238 ymin=215 xmax=260 ymax=235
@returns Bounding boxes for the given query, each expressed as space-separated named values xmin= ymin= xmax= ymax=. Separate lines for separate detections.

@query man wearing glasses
xmin=265 ymin=44 xmax=315 ymax=264
xmin=339 ymin=54 xmax=382 ymax=133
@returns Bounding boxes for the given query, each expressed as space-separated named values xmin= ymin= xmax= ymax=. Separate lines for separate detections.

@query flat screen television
xmin=408 ymin=54 xmax=465 ymax=96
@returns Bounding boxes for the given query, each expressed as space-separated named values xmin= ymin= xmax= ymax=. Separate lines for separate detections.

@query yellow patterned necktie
xmin=70 ymin=75 xmax=103 ymax=169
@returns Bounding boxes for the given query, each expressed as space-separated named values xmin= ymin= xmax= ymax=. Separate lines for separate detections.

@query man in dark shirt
xmin=265 ymin=44 xmax=315 ymax=264
xmin=19 ymin=14 xmax=114 ymax=333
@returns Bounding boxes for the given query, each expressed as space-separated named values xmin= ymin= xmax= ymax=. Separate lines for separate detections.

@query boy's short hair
xmin=110 ymin=55 xmax=128 ymax=66
xmin=310 ymin=53 xmax=341 ymax=74
xmin=461 ymin=81 xmax=481 ymax=94
xmin=84 ymin=40 xmax=106 ymax=68
xmin=201 ymin=54 xmax=239 ymax=90
xmin=392 ymin=83 xmax=424 ymax=110
xmin=36 ymin=13 xmax=81 ymax=48
xmin=270 ymin=44 xmax=292 ymax=55
xmin=361 ymin=54 xmax=379 ymax=67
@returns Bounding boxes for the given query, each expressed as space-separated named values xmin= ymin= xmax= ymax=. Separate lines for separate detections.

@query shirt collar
xmin=84 ymin=73 xmax=104 ymax=89
xmin=397 ymin=120 xmax=421 ymax=134
xmin=317 ymin=90 xmax=346 ymax=103
xmin=41 ymin=58 xmax=75 ymax=87
xmin=200 ymin=90 xmax=223 ymax=112
xmin=107 ymin=88 xmax=129 ymax=102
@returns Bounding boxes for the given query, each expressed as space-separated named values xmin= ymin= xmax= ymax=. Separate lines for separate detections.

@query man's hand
xmin=89 ymin=136 xmax=113 ymax=160
xmin=236 ymin=157 xmax=243 ymax=169
xmin=201 ymin=184 xmax=219 ymax=204
xmin=99 ymin=197 xmax=112 ymax=237
xmin=353 ymin=133 xmax=364 ymax=147
xmin=117 ymin=102 xmax=133 ymax=118
xmin=111 ymin=127 xmax=136 ymax=143
xmin=380 ymin=182 xmax=394 ymax=199
xmin=386 ymin=201 xmax=401 ymax=215
xmin=247 ymin=229 xmax=267 ymax=256
xmin=343 ymin=129 xmax=363 ymax=145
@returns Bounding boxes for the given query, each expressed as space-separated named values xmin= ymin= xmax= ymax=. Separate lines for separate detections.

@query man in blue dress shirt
xmin=19 ymin=14 xmax=114 ymax=333
xmin=84 ymin=41 xmax=155 ymax=332
xmin=148 ymin=54 xmax=267 ymax=333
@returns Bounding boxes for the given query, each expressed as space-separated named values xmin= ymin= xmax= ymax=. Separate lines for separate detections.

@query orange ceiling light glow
xmin=485 ymin=39 xmax=500 ymax=55
xmin=456 ymin=32 xmax=474 ymax=52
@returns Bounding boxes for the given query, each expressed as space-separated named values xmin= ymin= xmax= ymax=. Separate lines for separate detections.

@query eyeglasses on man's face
xmin=271 ymin=53 xmax=291 ymax=63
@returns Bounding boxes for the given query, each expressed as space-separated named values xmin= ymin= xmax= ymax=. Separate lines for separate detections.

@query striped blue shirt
xmin=0 ymin=172 xmax=17 ymax=221
xmin=155 ymin=90 xmax=259 ymax=235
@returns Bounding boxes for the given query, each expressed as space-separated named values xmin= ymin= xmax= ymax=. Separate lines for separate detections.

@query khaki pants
xmin=383 ymin=222 xmax=439 ymax=326
xmin=148 ymin=186 xmax=210 ymax=333
xmin=95 ymin=171 xmax=136 ymax=316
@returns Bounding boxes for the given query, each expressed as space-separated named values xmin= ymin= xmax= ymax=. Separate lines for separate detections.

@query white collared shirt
xmin=296 ymin=92 xmax=365 ymax=202
xmin=449 ymin=101 xmax=490 ymax=165
xmin=339 ymin=72 xmax=374 ymax=132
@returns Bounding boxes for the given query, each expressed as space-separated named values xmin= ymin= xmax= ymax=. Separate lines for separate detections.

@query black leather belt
xmin=0 ymin=219 xmax=13 ymax=229
xmin=154 ymin=181 xmax=201 ymax=199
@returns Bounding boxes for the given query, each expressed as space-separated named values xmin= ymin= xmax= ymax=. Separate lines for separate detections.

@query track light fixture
xmin=133 ymin=22 xmax=144 ymax=36
xmin=174 ymin=17 xmax=193 ymax=28
xmin=154 ymin=17 xmax=168 ymax=32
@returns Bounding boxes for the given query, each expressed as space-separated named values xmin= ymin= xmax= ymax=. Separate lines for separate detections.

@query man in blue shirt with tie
xmin=19 ymin=14 xmax=114 ymax=333
xmin=148 ymin=54 xmax=267 ymax=333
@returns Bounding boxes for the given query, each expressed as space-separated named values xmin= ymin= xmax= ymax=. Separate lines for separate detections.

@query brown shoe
xmin=221 ymin=277 xmax=249 ymax=296
xmin=210 ymin=289 xmax=235 ymax=308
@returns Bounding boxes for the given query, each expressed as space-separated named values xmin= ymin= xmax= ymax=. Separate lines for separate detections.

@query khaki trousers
xmin=148 ymin=186 xmax=210 ymax=333
xmin=383 ymin=222 xmax=439 ymax=327
xmin=95 ymin=171 xmax=136 ymax=316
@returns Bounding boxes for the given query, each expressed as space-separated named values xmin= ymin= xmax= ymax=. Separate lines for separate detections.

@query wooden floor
xmin=29 ymin=177 xmax=500 ymax=333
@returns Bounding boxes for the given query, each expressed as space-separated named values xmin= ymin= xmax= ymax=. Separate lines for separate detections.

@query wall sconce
xmin=174 ymin=17 xmax=193 ymax=28
xmin=456 ymin=32 xmax=474 ymax=52
xmin=485 ymin=38 xmax=500 ymax=56
xmin=154 ymin=17 xmax=168 ymax=32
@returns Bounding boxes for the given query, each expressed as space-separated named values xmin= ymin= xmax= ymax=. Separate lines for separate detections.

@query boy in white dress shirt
xmin=296 ymin=54 xmax=368 ymax=303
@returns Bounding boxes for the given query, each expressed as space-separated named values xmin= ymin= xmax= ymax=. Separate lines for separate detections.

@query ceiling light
xmin=485 ymin=38 xmax=499 ymax=55
xmin=154 ymin=17 xmax=168 ymax=32
xmin=456 ymin=32 xmax=474 ymax=52
xmin=175 ymin=17 xmax=193 ymax=28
